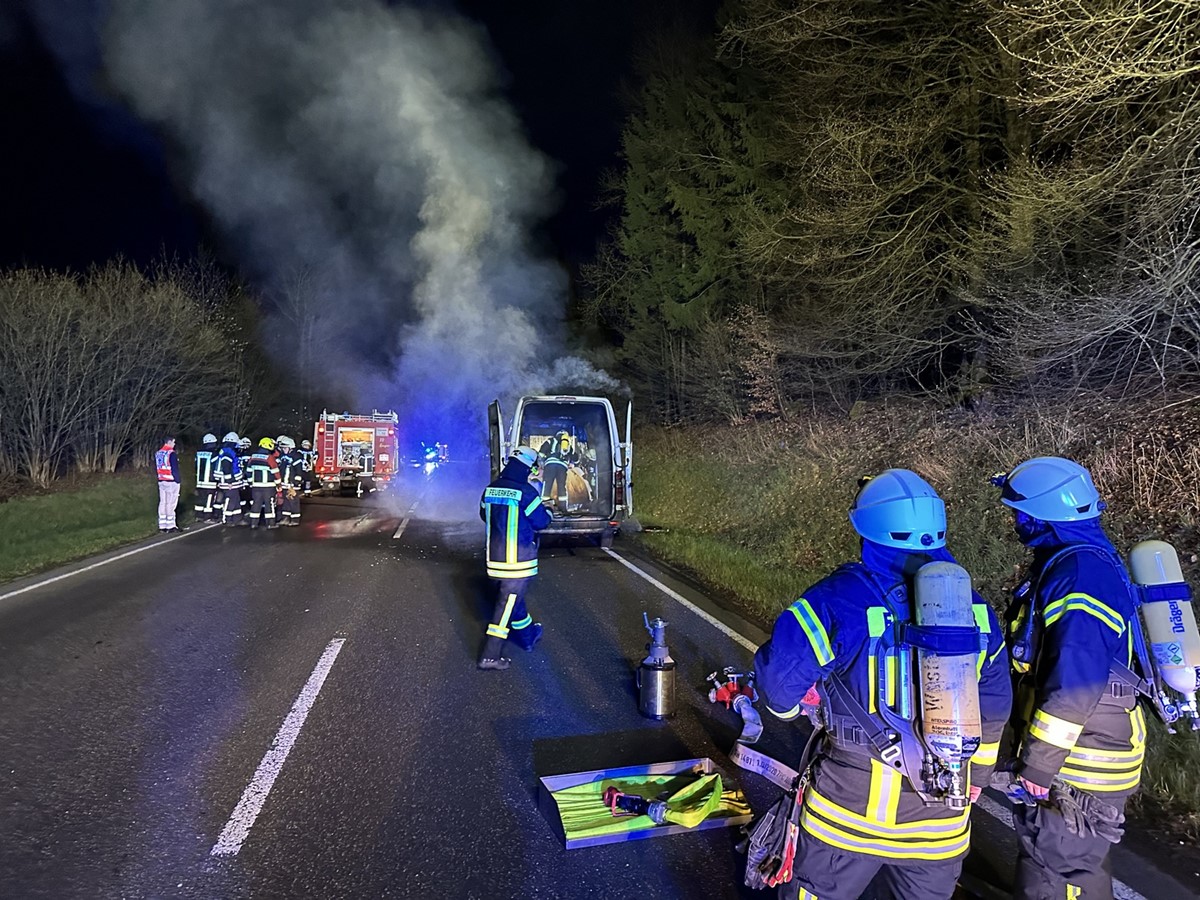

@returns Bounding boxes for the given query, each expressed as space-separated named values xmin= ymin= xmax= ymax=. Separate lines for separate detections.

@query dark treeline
xmin=0 ymin=259 xmax=288 ymax=487
xmin=584 ymin=0 xmax=1200 ymax=423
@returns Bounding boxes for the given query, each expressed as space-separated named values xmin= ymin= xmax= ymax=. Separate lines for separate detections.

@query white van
xmin=488 ymin=395 xmax=633 ymax=547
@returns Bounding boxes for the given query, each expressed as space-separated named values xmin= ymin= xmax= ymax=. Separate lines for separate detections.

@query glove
xmin=1049 ymin=782 xmax=1124 ymax=843
xmin=288 ymin=489 xmax=298 ymax=500
xmin=968 ymin=785 xmax=982 ymax=804
xmin=799 ymin=685 xmax=822 ymax=720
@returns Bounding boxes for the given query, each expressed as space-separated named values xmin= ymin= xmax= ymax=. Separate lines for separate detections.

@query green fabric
xmin=551 ymin=772 xmax=751 ymax=839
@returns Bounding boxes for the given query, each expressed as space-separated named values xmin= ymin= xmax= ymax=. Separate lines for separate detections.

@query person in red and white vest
xmin=155 ymin=436 xmax=184 ymax=533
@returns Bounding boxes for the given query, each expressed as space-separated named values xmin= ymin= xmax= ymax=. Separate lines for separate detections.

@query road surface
xmin=0 ymin=462 xmax=1194 ymax=899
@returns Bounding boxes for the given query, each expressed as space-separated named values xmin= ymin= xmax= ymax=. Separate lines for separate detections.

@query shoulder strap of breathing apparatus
xmin=1011 ymin=543 xmax=1180 ymax=723
xmin=823 ymin=562 xmax=983 ymax=807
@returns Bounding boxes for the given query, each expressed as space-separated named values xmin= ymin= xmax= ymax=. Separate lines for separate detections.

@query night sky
xmin=0 ymin=0 xmax=717 ymax=274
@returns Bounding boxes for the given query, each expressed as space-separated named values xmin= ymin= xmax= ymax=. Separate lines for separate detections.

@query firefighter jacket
xmin=246 ymin=450 xmax=280 ymax=488
xmin=479 ymin=458 xmax=552 ymax=580
xmin=196 ymin=448 xmax=217 ymax=489
xmin=155 ymin=444 xmax=179 ymax=483
xmin=1007 ymin=520 xmax=1145 ymax=798
xmin=755 ymin=542 xmax=1011 ymax=862
xmin=214 ymin=446 xmax=243 ymax=488
xmin=539 ymin=438 xmax=578 ymax=468
xmin=278 ymin=451 xmax=303 ymax=490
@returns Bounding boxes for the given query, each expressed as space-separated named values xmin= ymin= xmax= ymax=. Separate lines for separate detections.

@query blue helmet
xmin=849 ymin=469 xmax=946 ymax=550
xmin=995 ymin=456 xmax=1103 ymax=521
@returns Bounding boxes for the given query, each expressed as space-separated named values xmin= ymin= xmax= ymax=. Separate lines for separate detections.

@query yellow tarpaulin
xmin=550 ymin=772 xmax=751 ymax=840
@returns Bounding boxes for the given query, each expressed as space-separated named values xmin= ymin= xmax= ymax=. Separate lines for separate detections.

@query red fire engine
xmin=312 ymin=409 xmax=399 ymax=496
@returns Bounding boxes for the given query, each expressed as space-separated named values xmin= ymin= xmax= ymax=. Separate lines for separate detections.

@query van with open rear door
xmin=488 ymin=395 xmax=633 ymax=547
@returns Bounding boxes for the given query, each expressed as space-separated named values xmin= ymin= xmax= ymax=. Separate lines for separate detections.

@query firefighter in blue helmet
xmin=214 ymin=432 xmax=245 ymax=526
xmin=754 ymin=469 xmax=1011 ymax=900
xmin=994 ymin=457 xmax=1142 ymax=900
xmin=478 ymin=446 xmax=553 ymax=671
xmin=194 ymin=433 xmax=219 ymax=522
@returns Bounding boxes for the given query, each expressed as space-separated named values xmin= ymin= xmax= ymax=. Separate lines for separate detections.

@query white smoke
xmin=98 ymin=0 xmax=617 ymax=439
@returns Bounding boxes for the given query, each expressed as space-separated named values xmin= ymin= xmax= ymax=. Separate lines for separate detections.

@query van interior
xmin=517 ymin=401 xmax=614 ymax=519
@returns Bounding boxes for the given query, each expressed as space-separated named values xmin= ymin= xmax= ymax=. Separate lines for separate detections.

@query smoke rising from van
xmin=99 ymin=0 xmax=615 ymax=440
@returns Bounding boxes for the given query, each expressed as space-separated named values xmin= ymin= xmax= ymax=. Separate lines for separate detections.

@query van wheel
xmin=600 ymin=531 xmax=614 ymax=549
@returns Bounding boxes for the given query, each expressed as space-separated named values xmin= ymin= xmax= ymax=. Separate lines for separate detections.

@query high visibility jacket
xmin=246 ymin=450 xmax=280 ymax=488
xmin=479 ymin=459 xmax=552 ymax=579
xmin=278 ymin=452 xmax=303 ymax=489
xmin=755 ymin=546 xmax=1012 ymax=862
xmin=195 ymin=449 xmax=217 ymax=488
xmin=298 ymin=449 xmax=314 ymax=472
xmin=1008 ymin=531 xmax=1144 ymax=797
xmin=214 ymin=446 xmax=242 ymax=488
xmin=155 ymin=445 xmax=179 ymax=482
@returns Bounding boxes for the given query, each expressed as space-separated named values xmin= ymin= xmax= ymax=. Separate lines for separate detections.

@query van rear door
xmin=488 ymin=400 xmax=506 ymax=481
xmin=621 ymin=400 xmax=633 ymax=520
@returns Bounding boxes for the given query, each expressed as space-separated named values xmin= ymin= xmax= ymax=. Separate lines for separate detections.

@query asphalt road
xmin=0 ymin=462 xmax=1195 ymax=899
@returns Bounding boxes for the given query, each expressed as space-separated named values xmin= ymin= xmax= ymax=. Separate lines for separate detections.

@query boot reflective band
xmin=1029 ymin=709 xmax=1083 ymax=750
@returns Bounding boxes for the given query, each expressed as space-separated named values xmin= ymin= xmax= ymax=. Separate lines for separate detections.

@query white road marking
xmin=0 ymin=523 xmax=221 ymax=604
xmin=211 ymin=637 xmax=346 ymax=858
xmin=604 ymin=548 xmax=1149 ymax=900
xmin=391 ymin=493 xmax=426 ymax=539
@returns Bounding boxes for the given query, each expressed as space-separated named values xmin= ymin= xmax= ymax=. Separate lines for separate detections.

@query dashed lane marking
xmin=211 ymin=636 xmax=346 ymax=858
xmin=603 ymin=548 xmax=1149 ymax=900
xmin=0 ymin=523 xmax=222 ymax=604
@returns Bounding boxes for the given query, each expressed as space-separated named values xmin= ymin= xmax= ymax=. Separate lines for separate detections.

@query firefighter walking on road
xmin=155 ymin=436 xmax=184 ymax=533
xmin=753 ymin=470 xmax=1012 ymax=900
xmin=194 ymin=433 xmax=219 ymax=522
xmin=276 ymin=436 xmax=303 ymax=526
xmin=993 ymin=457 xmax=1143 ymax=900
xmin=478 ymin=447 xmax=553 ymax=671
xmin=246 ymin=438 xmax=280 ymax=529
xmin=214 ymin=432 xmax=245 ymax=526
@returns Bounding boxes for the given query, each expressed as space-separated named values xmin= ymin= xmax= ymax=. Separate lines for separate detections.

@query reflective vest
xmin=195 ymin=450 xmax=216 ymax=488
xmin=480 ymin=461 xmax=552 ymax=579
xmin=155 ymin=446 xmax=176 ymax=482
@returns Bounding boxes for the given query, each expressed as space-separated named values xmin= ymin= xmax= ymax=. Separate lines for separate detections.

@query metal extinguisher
xmin=637 ymin=612 xmax=676 ymax=719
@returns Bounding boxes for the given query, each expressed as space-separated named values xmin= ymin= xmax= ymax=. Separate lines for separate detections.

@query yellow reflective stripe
xmin=868 ymin=653 xmax=877 ymax=714
xmin=486 ymin=564 xmax=537 ymax=578
xmin=506 ymin=505 xmax=518 ymax=564
xmin=867 ymin=759 xmax=902 ymax=824
xmin=801 ymin=807 xmax=970 ymax=860
xmin=487 ymin=560 xmax=538 ymax=572
xmin=1059 ymin=767 xmax=1141 ymax=791
xmin=788 ymin=598 xmax=835 ymax=666
xmin=1067 ymin=887 xmax=1082 ymax=900
xmin=524 ymin=495 xmax=543 ymax=516
xmin=866 ymin=608 xmax=887 ymax=713
xmin=1043 ymin=593 xmax=1124 ymax=634
xmin=1029 ymin=709 xmax=1083 ymax=750
xmin=972 ymin=604 xmax=991 ymax=633
xmin=972 ymin=740 xmax=1000 ymax=768
xmin=768 ymin=704 xmax=802 ymax=721
xmin=486 ymin=625 xmax=510 ymax=638
xmin=805 ymin=788 xmax=969 ymax=836
xmin=497 ymin=594 xmax=518 ymax=629
xmin=797 ymin=889 xmax=819 ymax=900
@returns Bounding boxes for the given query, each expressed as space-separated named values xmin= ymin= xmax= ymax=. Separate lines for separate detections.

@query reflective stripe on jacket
xmin=480 ymin=460 xmax=552 ymax=579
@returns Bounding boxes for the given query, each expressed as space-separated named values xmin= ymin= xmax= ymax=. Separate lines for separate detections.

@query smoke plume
xmin=99 ymin=0 xmax=615 ymax=443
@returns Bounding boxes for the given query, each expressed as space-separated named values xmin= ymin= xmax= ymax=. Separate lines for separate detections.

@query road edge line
xmin=0 ymin=523 xmax=222 ymax=603
xmin=211 ymin=636 xmax=346 ymax=858
xmin=603 ymin=547 xmax=1148 ymax=900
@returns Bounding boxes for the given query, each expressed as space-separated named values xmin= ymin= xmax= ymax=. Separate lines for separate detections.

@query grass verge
xmin=0 ymin=470 xmax=195 ymax=585
xmin=629 ymin=396 xmax=1200 ymax=833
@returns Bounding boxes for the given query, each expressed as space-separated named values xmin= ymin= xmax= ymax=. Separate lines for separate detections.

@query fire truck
xmin=312 ymin=409 xmax=399 ymax=496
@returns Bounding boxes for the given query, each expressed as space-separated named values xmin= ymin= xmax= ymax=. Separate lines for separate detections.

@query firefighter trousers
xmin=195 ymin=486 xmax=218 ymax=521
xmin=1014 ymin=801 xmax=1120 ymax=900
xmin=218 ymin=487 xmax=243 ymax=524
xmin=280 ymin=491 xmax=301 ymax=523
xmin=542 ymin=462 xmax=569 ymax=508
xmin=779 ymin=830 xmax=962 ymax=900
xmin=480 ymin=577 xmax=540 ymax=660
xmin=248 ymin=487 xmax=278 ymax=527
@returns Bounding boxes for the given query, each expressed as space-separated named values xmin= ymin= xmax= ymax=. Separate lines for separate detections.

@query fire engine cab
xmin=312 ymin=409 xmax=399 ymax=497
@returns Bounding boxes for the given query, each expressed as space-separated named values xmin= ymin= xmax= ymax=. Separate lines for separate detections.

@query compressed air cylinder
xmin=914 ymin=562 xmax=982 ymax=762
xmin=1130 ymin=540 xmax=1200 ymax=696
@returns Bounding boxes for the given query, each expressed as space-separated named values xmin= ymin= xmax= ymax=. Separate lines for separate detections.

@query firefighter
xmin=299 ymin=439 xmax=316 ymax=495
xmin=276 ymin=436 xmax=303 ymax=526
xmin=155 ymin=436 xmax=183 ymax=532
xmin=238 ymin=436 xmax=253 ymax=516
xmin=754 ymin=470 xmax=1011 ymax=900
xmin=993 ymin=457 xmax=1142 ymax=900
xmin=478 ymin=446 xmax=553 ymax=671
xmin=538 ymin=430 xmax=577 ymax=512
xmin=245 ymin=437 xmax=281 ymax=529
xmin=194 ymin=433 xmax=219 ymax=522
xmin=214 ymin=432 xmax=245 ymax=526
